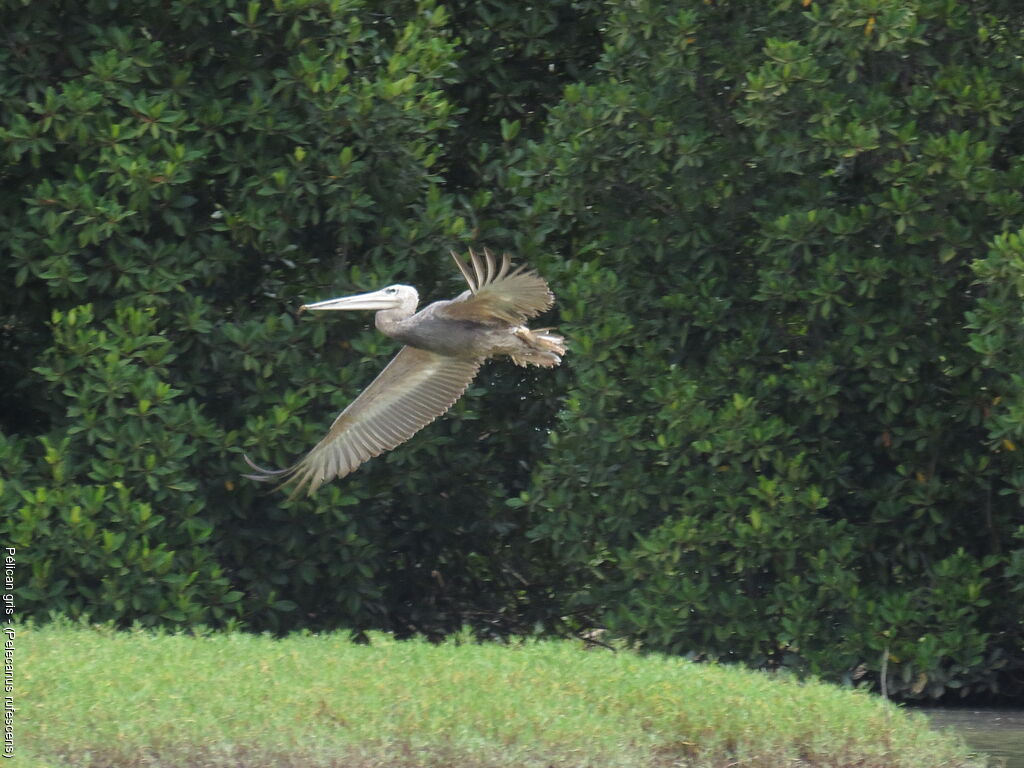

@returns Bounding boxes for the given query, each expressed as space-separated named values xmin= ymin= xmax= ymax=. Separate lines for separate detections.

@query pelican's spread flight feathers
xmin=245 ymin=248 xmax=565 ymax=497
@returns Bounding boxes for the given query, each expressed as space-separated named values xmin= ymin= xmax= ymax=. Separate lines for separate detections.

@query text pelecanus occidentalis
xmin=245 ymin=248 xmax=566 ymax=497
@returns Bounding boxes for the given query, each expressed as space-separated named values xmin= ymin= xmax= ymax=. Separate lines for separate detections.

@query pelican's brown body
xmin=381 ymin=302 xmax=560 ymax=364
xmin=245 ymin=248 xmax=565 ymax=497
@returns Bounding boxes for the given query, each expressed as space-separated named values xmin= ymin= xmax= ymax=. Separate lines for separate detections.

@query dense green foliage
xmin=0 ymin=0 xmax=584 ymax=636
xmin=520 ymin=1 xmax=1024 ymax=700
xmin=2 ymin=0 xmax=1023 ymax=701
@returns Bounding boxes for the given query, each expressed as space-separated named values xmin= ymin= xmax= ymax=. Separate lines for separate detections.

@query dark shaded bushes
xmin=2 ymin=0 xmax=1022 ymax=700
xmin=521 ymin=1 xmax=1024 ymax=699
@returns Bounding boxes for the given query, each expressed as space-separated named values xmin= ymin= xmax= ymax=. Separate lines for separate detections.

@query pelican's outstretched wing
xmin=442 ymin=248 xmax=554 ymax=325
xmin=245 ymin=347 xmax=481 ymax=498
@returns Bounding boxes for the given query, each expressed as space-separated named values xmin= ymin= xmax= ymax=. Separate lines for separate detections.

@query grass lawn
xmin=19 ymin=622 xmax=985 ymax=767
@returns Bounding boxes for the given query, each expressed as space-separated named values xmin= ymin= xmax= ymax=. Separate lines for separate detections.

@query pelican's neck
xmin=374 ymin=306 xmax=416 ymax=338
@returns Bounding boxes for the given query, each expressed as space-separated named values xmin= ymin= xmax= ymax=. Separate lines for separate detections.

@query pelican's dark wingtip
xmin=242 ymin=454 xmax=314 ymax=499
xmin=242 ymin=454 xmax=292 ymax=482
xmin=451 ymin=248 xmax=478 ymax=293
xmin=452 ymin=247 xmax=520 ymax=294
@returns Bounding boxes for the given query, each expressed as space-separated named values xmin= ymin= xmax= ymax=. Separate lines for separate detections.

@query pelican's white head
xmin=301 ymin=284 xmax=419 ymax=313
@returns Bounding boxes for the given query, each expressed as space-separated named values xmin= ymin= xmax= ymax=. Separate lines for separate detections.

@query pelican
xmin=245 ymin=248 xmax=566 ymax=497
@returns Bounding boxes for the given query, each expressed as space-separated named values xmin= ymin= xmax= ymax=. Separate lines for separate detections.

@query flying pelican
xmin=245 ymin=248 xmax=566 ymax=497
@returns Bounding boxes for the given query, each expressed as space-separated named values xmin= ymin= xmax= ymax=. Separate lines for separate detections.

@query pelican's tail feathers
xmin=510 ymin=326 xmax=566 ymax=368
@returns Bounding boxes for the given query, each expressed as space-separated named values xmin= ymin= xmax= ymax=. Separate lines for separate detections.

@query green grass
xmin=22 ymin=622 xmax=985 ymax=767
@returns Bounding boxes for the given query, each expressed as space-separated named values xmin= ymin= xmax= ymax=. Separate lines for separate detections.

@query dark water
xmin=921 ymin=708 xmax=1024 ymax=768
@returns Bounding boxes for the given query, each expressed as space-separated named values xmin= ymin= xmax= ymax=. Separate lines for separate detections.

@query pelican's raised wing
xmin=442 ymin=248 xmax=554 ymax=325
xmin=246 ymin=346 xmax=480 ymax=498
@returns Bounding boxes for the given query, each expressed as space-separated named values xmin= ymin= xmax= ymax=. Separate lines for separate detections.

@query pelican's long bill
xmin=301 ymin=287 xmax=404 ymax=312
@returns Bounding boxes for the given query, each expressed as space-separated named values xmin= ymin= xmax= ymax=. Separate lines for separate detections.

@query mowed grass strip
xmin=21 ymin=623 xmax=985 ymax=767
